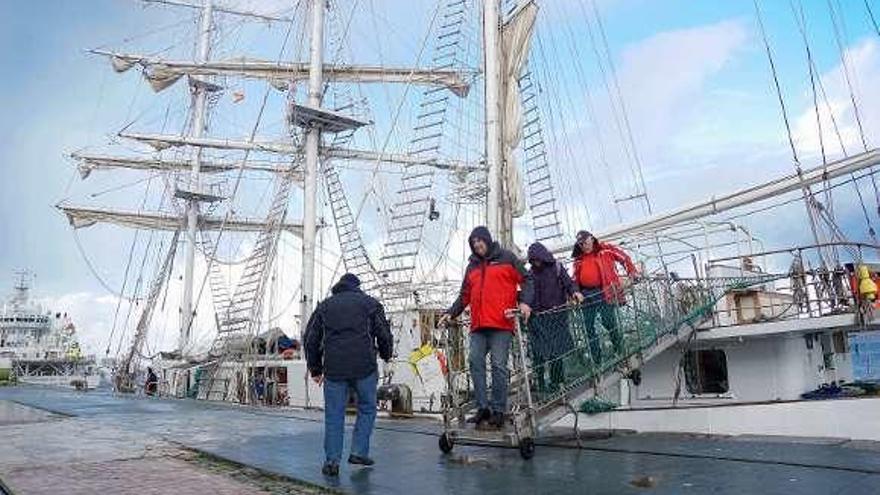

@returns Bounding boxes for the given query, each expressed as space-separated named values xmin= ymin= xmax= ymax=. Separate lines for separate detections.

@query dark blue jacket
xmin=527 ymin=242 xmax=576 ymax=312
xmin=304 ymin=277 xmax=393 ymax=381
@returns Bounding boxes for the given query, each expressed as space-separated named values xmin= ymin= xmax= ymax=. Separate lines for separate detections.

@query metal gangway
xmin=438 ymin=273 xmax=788 ymax=459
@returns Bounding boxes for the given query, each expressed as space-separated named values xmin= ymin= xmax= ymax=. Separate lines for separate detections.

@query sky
xmin=1 ymin=0 xmax=880 ymax=357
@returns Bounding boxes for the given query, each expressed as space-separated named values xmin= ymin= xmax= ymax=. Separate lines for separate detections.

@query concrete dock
xmin=1 ymin=386 xmax=879 ymax=494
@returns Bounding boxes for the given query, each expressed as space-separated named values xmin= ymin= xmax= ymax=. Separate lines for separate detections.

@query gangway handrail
xmin=708 ymin=241 xmax=880 ymax=264
xmin=523 ymin=272 xmax=789 ymax=430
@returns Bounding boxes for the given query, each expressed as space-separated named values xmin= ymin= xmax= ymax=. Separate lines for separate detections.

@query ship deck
xmin=1 ymin=385 xmax=879 ymax=494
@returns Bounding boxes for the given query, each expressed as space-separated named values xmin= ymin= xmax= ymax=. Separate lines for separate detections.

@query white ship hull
xmin=562 ymin=396 xmax=880 ymax=441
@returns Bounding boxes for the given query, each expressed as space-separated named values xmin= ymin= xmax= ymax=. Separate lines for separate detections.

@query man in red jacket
xmin=440 ymin=226 xmax=533 ymax=429
xmin=571 ymin=230 xmax=638 ymax=366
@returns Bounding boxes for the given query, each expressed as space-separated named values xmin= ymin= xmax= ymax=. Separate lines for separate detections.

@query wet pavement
xmin=1 ymin=385 xmax=879 ymax=494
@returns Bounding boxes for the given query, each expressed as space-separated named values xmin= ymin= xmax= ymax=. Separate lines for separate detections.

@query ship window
xmin=683 ymin=350 xmax=729 ymax=395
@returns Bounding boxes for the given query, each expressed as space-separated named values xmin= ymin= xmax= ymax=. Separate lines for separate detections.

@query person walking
xmin=304 ymin=273 xmax=393 ymax=477
xmin=526 ymin=242 xmax=583 ymax=394
xmin=571 ymin=230 xmax=638 ymax=367
xmin=144 ymin=367 xmax=158 ymax=396
xmin=439 ymin=226 xmax=533 ymax=429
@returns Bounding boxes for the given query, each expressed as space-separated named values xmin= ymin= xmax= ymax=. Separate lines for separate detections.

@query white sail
xmin=94 ymin=51 xmax=472 ymax=96
xmin=58 ymin=205 xmax=306 ymax=235
xmin=118 ymin=132 xmax=484 ymax=172
xmin=73 ymin=153 xmax=303 ymax=181
xmin=500 ymin=1 xmax=538 ymax=219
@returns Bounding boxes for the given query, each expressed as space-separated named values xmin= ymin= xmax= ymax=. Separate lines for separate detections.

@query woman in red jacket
xmin=571 ymin=230 xmax=638 ymax=367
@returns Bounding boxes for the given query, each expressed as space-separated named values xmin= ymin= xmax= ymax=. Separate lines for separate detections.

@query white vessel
xmin=0 ymin=272 xmax=99 ymax=389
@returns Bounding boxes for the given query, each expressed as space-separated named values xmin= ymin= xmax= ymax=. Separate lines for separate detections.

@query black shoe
xmin=488 ymin=411 xmax=505 ymax=429
xmin=466 ymin=408 xmax=491 ymax=425
xmin=322 ymin=461 xmax=339 ymax=477
xmin=348 ymin=454 xmax=375 ymax=466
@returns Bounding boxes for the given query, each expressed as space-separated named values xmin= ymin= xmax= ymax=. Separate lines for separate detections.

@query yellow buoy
xmin=857 ymin=265 xmax=877 ymax=301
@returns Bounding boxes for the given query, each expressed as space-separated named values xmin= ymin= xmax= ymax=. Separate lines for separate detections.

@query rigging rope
xmin=104 ymin=177 xmax=154 ymax=356
xmin=324 ymin=0 xmax=446 ymax=290
xmin=827 ymin=0 xmax=880 ymax=222
xmin=795 ymin=8 xmax=879 ymax=241
xmin=754 ymin=0 xmax=829 ymax=264
xmin=828 ymin=0 xmax=871 ymax=153
xmin=588 ymin=0 xmax=651 ymax=214
xmin=539 ymin=5 xmax=607 ymax=229
xmin=868 ymin=0 xmax=880 ymax=37
xmin=791 ymin=0 xmax=843 ymax=264
xmin=178 ymin=3 xmax=303 ymax=355
xmin=577 ymin=1 xmax=639 ymax=199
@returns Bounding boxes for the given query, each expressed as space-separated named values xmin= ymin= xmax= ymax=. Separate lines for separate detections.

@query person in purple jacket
xmin=525 ymin=242 xmax=583 ymax=394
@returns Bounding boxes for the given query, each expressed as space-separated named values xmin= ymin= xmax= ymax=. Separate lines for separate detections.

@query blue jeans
xmin=469 ymin=329 xmax=512 ymax=413
xmin=323 ymin=371 xmax=378 ymax=464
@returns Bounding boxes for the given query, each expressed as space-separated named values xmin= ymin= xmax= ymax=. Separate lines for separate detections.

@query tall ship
xmin=58 ymin=0 xmax=880 ymax=440
xmin=0 ymin=272 xmax=98 ymax=389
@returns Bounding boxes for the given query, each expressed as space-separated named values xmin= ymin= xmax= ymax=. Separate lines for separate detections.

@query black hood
xmin=331 ymin=273 xmax=361 ymax=294
xmin=527 ymin=242 xmax=555 ymax=265
xmin=468 ymin=226 xmax=495 ymax=258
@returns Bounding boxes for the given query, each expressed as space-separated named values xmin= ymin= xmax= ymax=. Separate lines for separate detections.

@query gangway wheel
xmin=518 ymin=438 xmax=535 ymax=460
xmin=439 ymin=433 xmax=454 ymax=454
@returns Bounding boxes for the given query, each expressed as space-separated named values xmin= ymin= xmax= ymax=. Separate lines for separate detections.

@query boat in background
xmin=0 ymin=272 xmax=99 ymax=389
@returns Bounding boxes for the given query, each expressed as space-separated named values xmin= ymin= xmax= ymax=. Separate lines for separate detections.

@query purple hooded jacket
xmin=527 ymin=242 xmax=576 ymax=312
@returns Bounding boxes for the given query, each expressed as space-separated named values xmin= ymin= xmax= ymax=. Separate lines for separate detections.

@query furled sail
xmin=117 ymin=132 xmax=484 ymax=172
xmin=73 ymin=153 xmax=303 ymax=181
xmin=58 ymin=205 xmax=306 ymax=235
xmin=96 ymin=51 xmax=472 ymax=96
xmin=500 ymin=1 xmax=538 ymax=219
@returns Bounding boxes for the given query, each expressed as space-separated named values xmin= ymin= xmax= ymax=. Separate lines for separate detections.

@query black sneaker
xmin=348 ymin=454 xmax=375 ymax=466
xmin=466 ymin=408 xmax=491 ymax=425
xmin=488 ymin=411 xmax=504 ymax=428
xmin=488 ymin=411 xmax=505 ymax=429
xmin=322 ymin=462 xmax=339 ymax=477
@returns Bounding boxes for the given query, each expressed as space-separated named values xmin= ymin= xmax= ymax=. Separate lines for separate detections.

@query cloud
xmin=536 ymin=17 xmax=880 ymax=269
xmin=546 ymin=18 xmax=750 ymax=229
xmin=792 ymin=38 xmax=880 ymax=160
xmin=613 ymin=19 xmax=749 ymax=157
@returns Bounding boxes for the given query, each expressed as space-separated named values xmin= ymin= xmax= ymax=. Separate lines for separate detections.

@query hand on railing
xmin=437 ymin=313 xmax=452 ymax=328
xmin=519 ymin=302 xmax=532 ymax=322
xmin=504 ymin=307 xmax=520 ymax=320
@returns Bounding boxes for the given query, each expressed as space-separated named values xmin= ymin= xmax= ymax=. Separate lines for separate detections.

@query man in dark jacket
xmin=526 ymin=242 xmax=583 ymax=394
xmin=304 ymin=273 xmax=393 ymax=477
xmin=145 ymin=367 xmax=158 ymax=396
xmin=439 ymin=226 xmax=533 ymax=429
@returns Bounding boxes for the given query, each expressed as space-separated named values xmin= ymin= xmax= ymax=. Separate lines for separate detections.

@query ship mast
xmin=299 ymin=0 xmax=326 ymax=329
xmin=64 ymin=0 xmax=472 ymax=364
xmin=483 ymin=0 xmax=505 ymax=245
xmin=179 ymin=0 xmax=215 ymax=354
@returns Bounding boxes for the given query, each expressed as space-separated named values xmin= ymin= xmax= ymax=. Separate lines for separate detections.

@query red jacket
xmin=448 ymin=243 xmax=534 ymax=332
xmin=573 ymin=242 xmax=638 ymax=304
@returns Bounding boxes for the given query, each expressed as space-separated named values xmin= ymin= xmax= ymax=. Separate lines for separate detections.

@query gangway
xmin=438 ymin=273 xmax=788 ymax=459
